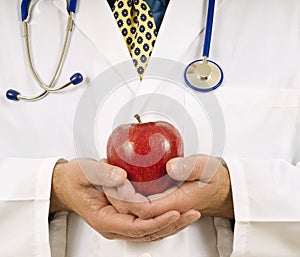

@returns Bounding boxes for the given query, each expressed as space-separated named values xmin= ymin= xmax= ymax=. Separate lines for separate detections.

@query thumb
xmin=79 ymin=159 xmax=127 ymax=187
xmin=166 ymin=155 xmax=222 ymax=182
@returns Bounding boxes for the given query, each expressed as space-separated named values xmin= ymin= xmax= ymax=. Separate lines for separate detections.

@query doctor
xmin=0 ymin=0 xmax=300 ymax=257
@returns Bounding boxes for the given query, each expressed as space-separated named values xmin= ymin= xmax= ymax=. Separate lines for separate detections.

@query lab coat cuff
xmin=32 ymin=158 xmax=62 ymax=256
xmin=222 ymin=157 xmax=249 ymax=221
xmin=0 ymin=157 xmax=62 ymax=257
xmin=0 ymin=157 xmax=61 ymax=201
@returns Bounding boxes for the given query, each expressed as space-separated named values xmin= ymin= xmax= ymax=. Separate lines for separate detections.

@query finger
xmin=77 ymin=159 xmax=127 ymax=187
xmin=149 ymin=209 xmax=201 ymax=239
xmin=103 ymin=179 xmax=149 ymax=214
xmin=104 ymin=183 xmax=191 ymax=219
xmin=94 ymin=205 xmax=180 ymax=238
xmin=166 ymin=155 xmax=222 ymax=182
xmin=104 ymin=179 xmax=147 ymax=202
xmin=100 ymin=210 xmax=201 ymax=242
xmin=106 ymin=185 xmax=178 ymax=218
xmin=118 ymin=181 xmax=211 ymax=219
xmin=99 ymin=231 xmax=156 ymax=242
xmin=105 ymin=191 xmax=152 ymax=217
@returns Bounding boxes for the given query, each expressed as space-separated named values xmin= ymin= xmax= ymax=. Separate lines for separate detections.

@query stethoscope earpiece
xmin=70 ymin=73 xmax=84 ymax=85
xmin=6 ymin=89 xmax=21 ymax=101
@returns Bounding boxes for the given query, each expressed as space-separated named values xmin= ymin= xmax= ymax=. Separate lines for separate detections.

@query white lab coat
xmin=0 ymin=0 xmax=299 ymax=256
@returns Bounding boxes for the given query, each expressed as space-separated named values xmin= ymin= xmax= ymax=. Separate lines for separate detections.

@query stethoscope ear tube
xmin=202 ymin=0 xmax=215 ymax=58
xmin=12 ymin=0 xmax=82 ymax=102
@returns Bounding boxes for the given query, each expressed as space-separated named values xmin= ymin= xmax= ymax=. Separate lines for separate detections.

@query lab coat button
xmin=138 ymin=253 xmax=152 ymax=257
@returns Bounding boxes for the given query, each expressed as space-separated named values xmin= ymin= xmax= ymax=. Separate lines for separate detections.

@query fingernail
xmin=111 ymin=168 xmax=126 ymax=182
xmin=168 ymin=158 xmax=189 ymax=180
xmin=193 ymin=211 xmax=201 ymax=220
xmin=188 ymin=211 xmax=201 ymax=222
xmin=169 ymin=158 xmax=179 ymax=170
xmin=168 ymin=158 xmax=182 ymax=174
xmin=169 ymin=213 xmax=180 ymax=223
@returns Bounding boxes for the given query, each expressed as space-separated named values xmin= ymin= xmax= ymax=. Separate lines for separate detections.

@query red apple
xmin=107 ymin=115 xmax=184 ymax=195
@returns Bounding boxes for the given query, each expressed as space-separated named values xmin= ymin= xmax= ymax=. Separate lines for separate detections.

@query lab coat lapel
xmin=152 ymin=0 xmax=224 ymax=62
xmin=52 ymin=0 xmax=132 ymax=66
xmin=151 ymin=0 xmax=206 ymax=61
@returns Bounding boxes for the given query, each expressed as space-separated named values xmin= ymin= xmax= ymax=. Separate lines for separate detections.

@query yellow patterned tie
xmin=113 ymin=0 xmax=158 ymax=79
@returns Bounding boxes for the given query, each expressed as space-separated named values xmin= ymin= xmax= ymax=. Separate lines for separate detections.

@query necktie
xmin=112 ymin=0 xmax=158 ymax=79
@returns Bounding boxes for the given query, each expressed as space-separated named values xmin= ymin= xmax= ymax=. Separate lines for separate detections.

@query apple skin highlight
xmin=107 ymin=119 xmax=184 ymax=196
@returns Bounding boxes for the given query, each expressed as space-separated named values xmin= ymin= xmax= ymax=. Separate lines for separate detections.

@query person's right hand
xmin=50 ymin=158 xmax=201 ymax=242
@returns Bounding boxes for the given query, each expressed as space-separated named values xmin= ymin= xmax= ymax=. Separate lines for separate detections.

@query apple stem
xmin=134 ymin=114 xmax=142 ymax=123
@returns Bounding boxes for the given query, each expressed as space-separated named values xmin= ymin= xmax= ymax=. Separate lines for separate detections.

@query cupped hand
xmin=105 ymin=154 xmax=234 ymax=220
xmin=50 ymin=158 xmax=201 ymax=242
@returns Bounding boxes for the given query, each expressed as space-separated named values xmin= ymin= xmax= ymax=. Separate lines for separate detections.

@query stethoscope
xmin=6 ymin=0 xmax=83 ymax=101
xmin=6 ymin=0 xmax=222 ymax=102
xmin=184 ymin=0 xmax=223 ymax=92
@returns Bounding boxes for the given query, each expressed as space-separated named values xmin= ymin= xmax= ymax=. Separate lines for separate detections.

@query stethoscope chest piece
xmin=184 ymin=59 xmax=223 ymax=92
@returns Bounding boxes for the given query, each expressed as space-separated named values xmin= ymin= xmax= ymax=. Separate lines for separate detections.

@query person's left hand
xmin=104 ymin=154 xmax=234 ymax=220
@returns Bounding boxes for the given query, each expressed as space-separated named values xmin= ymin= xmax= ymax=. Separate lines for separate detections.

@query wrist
xmin=201 ymin=158 xmax=234 ymax=219
xmin=50 ymin=159 xmax=69 ymax=213
xmin=215 ymin=160 xmax=234 ymax=219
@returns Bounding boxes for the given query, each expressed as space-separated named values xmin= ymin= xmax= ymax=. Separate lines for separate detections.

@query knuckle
xmin=130 ymin=220 xmax=156 ymax=238
xmin=115 ymin=205 xmax=129 ymax=214
xmin=136 ymin=208 xmax=151 ymax=219
xmin=135 ymin=203 xmax=155 ymax=219
xmin=131 ymin=227 xmax=145 ymax=237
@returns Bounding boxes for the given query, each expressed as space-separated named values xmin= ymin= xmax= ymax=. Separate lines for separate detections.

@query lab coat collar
xmin=52 ymin=0 xmax=223 ymax=73
xmin=52 ymin=0 xmax=67 ymax=14
xmin=151 ymin=0 xmax=224 ymax=60
xmin=52 ymin=0 xmax=132 ymax=67
xmin=150 ymin=0 xmax=205 ymax=60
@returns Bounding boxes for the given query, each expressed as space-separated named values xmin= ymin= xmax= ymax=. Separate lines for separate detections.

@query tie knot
xmin=113 ymin=0 xmax=154 ymax=18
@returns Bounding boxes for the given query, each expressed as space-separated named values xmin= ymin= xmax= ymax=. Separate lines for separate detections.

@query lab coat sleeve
xmin=225 ymin=157 xmax=300 ymax=257
xmin=0 ymin=158 xmax=60 ymax=257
